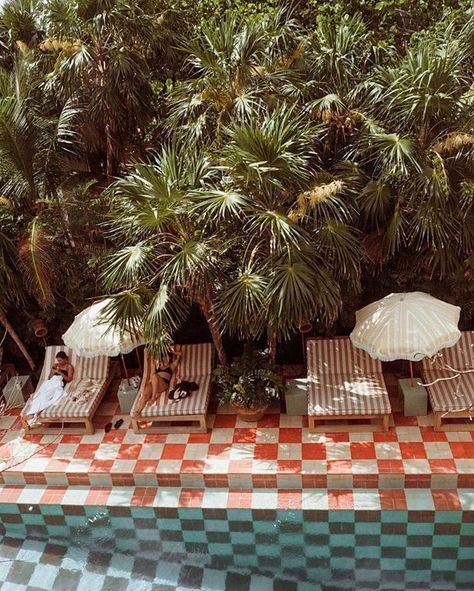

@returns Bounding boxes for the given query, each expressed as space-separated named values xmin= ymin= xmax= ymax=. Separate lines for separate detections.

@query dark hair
xmin=56 ymin=351 xmax=69 ymax=361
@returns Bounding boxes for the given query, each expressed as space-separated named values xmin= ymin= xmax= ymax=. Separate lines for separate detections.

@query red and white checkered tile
xmin=1 ymin=376 xmax=474 ymax=490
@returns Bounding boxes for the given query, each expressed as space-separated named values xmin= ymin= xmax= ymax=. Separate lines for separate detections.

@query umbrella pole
xmin=135 ymin=348 xmax=142 ymax=372
xmin=121 ymin=354 xmax=130 ymax=384
xmin=409 ymin=360 xmax=414 ymax=387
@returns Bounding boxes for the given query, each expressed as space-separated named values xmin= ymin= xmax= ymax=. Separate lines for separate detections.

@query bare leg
xmin=132 ymin=382 xmax=152 ymax=417
xmin=149 ymin=374 xmax=169 ymax=403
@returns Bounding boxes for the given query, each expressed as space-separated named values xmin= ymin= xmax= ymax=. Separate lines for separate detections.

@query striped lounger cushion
xmin=307 ymin=338 xmax=391 ymax=416
xmin=422 ymin=331 xmax=474 ymax=413
xmin=136 ymin=343 xmax=214 ymax=418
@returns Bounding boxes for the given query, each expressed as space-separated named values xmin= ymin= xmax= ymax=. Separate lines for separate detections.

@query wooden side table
xmin=117 ymin=379 xmax=139 ymax=414
xmin=2 ymin=375 xmax=34 ymax=410
xmin=398 ymin=378 xmax=428 ymax=416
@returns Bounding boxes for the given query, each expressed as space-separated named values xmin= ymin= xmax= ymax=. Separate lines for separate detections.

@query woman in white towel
xmin=24 ymin=352 xmax=74 ymax=425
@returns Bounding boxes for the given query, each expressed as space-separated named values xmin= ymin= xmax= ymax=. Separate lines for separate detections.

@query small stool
xmin=117 ymin=378 xmax=139 ymax=414
xmin=2 ymin=375 xmax=34 ymax=410
xmin=398 ymin=378 xmax=428 ymax=416
xmin=285 ymin=378 xmax=308 ymax=415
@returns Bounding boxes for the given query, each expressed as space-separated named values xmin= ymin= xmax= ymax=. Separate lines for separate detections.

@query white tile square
xmin=458 ymin=490 xmax=474 ymax=510
xmin=62 ymin=487 xmax=90 ymax=505
xmin=251 ymin=491 xmax=278 ymax=508
xmin=229 ymin=444 xmax=255 ymax=460
xmin=95 ymin=443 xmax=121 ymax=460
xmin=55 ymin=444 xmax=80 ymax=458
xmin=122 ymin=430 xmax=146 ymax=444
xmin=65 ymin=459 xmax=92 ymax=473
xmin=326 ymin=443 xmax=351 ymax=460
xmin=277 ymin=443 xmax=302 ymax=460
xmin=455 ymin=459 xmax=474 ymax=473
xmin=302 ymin=489 xmax=329 ymax=510
xmin=252 ymin=459 xmax=278 ymax=473
xmin=279 ymin=414 xmax=303 ymax=427
xmin=138 ymin=444 xmax=164 ymax=460
xmin=446 ymin=431 xmax=473 ymax=441
xmin=183 ymin=444 xmax=209 ymax=460
xmin=301 ymin=460 xmax=327 ymax=474
xmin=327 ymin=474 xmax=353 ymax=488
xmin=349 ymin=432 xmax=374 ymax=442
xmin=353 ymin=490 xmax=381 ymax=510
xmin=395 ymin=427 xmax=423 ymax=442
xmin=79 ymin=432 xmax=103 ymax=444
xmin=351 ymin=460 xmax=379 ymax=474
xmin=210 ymin=428 xmax=235 ymax=444
xmin=302 ymin=430 xmax=327 ymax=444
xmin=423 ymin=442 xmax=452 ymax=459
xmin=153 ymin=488 xmax=180 ymax=507
xmin=155 ymin=460 xmax=182 ymax=473
xmin=374 ymin=442 xmax=402 ymax=460
xmin=165 ymin=433 xmax=189 ymax=444
xmin=110 ymin=459 xmax=137 ymax=473
xmin=201 ymin=489 xmax=228 ymax=508
xmin=203 ymin=458 xmax=230 ymax=473
xmin=277 ymin=474 xmax=302 ymax=488
xmin=402 ymin=459 xmax=431 ymax=474
xmin=107 ymin=487 xmax=134 ymax=505
xmin=16 ymin=487 xmax=44 ymax=504
xmin=255 ymin=428 xmax=279 ymax=443
xmin=404 ymin=489 xmax=435 ymax=511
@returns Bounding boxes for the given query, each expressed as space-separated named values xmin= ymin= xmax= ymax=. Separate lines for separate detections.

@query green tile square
xmin=330 ymin=534 xmax=356 ymax=547
xmin=21 ymin=514 xmax=46 ymax=526
xmin=208 ymin=543 xmax=233 ymax=556
xmin=204 ymin=519 xmax=230 ymax=533
xmin=156 ymin=518 xmax=181 ymax=531
xmin=131 ymin=507 xmax=155 ymax=519
xmin=182 ymin=530 xmax=208 ymax=544
xmin=407 ymin=523 xmax=434 ymax=536
xmin=434 ymin=511 xmax=462 ymax=523
xmin=47 ymin=525 xmax=70 ymax=538
xmin=230 ymin=532 xmax=255 ymax=544
xmin=432 ymin=534 xmax=460 ymax=548
xmin=458 ymin=546 xmax=474 ymax=560
xmin=431 ymin=559 xmax=458 ymax=571
xmin=39 ymin=505 xmax=64 ymax=516
xmin=329 ymin=511 xmax=355 ymax=523
xmin=228 ymin=509 xmax=253 ymax=522
xmin=0 ymin=505 xmax=21 ymax=515
xmin=460 ymin=523 xmax=474 ymax=535
xmin=405 ymin=569 xmax=431 ymax=582
xmin=381 ymin=511 xmax=407 ymax=522
xmin=303 ymin=521 xmax=329 ymax=535
xmin=407 ymin=546 xmax=432 ymax=560
xmin=355 ymin=522 xmax=381 ymax=535
xmin=330 ymin=556 xmax=355 ymax=571
xmin=380 ymin=534 xmax=407 ymax=547
xmin=380 ymin=557 xmax=406 ymax=571
xmin=354 ymin=545 xmax=382 ymax=559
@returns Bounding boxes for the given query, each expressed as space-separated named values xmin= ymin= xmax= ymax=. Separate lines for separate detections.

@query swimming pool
xmin=1 ymin=503 xmax=473 ymax=590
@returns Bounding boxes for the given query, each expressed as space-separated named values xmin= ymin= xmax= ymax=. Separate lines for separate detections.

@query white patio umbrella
xmin=350 ymin=292 xmax=461 ymax=382
xmin=62 ymin=299 xmax=145 ymax=377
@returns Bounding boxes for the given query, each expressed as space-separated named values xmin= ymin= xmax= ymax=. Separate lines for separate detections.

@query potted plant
xmin=213 ymin=345 xmax=284 ymax=422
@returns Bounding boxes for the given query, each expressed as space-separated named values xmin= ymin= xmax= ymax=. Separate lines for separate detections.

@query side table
xmin=2 ymin=375 xmax=34 ymax=410
xmin=285 ymin=378 xmax=308 ymax=415
xmin=398 ymin=378 xmax=428 ymax=416
xmin=117 ymin=378 xmax=139 ymax=414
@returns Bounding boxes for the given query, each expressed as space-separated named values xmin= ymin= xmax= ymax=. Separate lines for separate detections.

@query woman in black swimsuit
xmin=133 ymin=348 xmax=182 ymax=417
xmin=49 ymin=351 xmax=74 ymax=387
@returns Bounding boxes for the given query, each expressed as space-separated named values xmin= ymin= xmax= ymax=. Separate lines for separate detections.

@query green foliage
xmin=213 ymin=345 xmax=284 ymax=408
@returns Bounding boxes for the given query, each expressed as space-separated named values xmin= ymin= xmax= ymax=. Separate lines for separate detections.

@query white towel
xmin=25 ymin=375 xmax=66 ymax=423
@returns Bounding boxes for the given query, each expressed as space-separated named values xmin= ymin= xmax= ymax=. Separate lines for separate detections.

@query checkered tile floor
xmin=1 ymin=375 xmax=474 ymax=489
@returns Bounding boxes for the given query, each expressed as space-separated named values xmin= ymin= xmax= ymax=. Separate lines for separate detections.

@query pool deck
xmin=1 ymin=373 xmax=474 ymax=510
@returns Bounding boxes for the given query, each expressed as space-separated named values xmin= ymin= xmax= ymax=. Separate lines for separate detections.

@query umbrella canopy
xmin=350 ymin=292 xmax=461 ymax=362
xmin=62 ymin=299 xmax=144 ymax=358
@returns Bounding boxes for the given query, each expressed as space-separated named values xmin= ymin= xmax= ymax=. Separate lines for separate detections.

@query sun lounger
xmin=307 ymin=337 xmax=391 ymax=432
xmin=421 ymin=331 xmax=474 ymax=431
xmin=21 ymin=345 xmax=112 ymax=434
xmin=131 ymin=343 xmax=214 ymax=434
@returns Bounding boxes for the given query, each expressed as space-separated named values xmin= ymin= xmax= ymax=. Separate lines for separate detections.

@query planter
xmin=31 ymin=319 xmax=48 ymax=338
xmin=233 ymin=404 xmax=269 ymax=422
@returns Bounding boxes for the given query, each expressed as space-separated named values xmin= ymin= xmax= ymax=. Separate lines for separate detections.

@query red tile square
xmin=117 ymin=444 xmax=142 ymax=460
xmin=377 ymin=460 xmax=404 ymax=473
xmin=301 ymin=444 xmax=326 ymax=460
xmin=278 ymin=489 xmax=302 ymax=509
xmin=161 ymin=444 xmax=186 ymax=460
xmin=279 ymin=429 xmax=301 ymax=443
xmin=134 ymin=460 xmax=159 ymax=473
xmin=399 ymin=442 xmax=427 ymax=459
xmin=432 ymin=490 xmax=462 ymax=510
xmin=428 ymin=459 xmax=457 ymax=473
xmin=257 ymin=414 xmax=280 ymax=428
xmin=144 ymin=433 xmax=168 ymax=444
xmin=213 ymin=414 xmax=237 ymax=428
xmin=327 ymin=460 xmax=352 ymax=473
xmin=228 ymin=459 xmax=254 ymax=473
xmin=350 ymin=443 xmax=376 ymax=460
xmin=328 ymin=490 xmax=353 ymax=509
xmin=207 ymin=444 xmax=231 ymax=458
xmin=254 ymin=444 xmax=278 ymax=460
xmin=276 ymin=460 xmax=302 ymax=473
xmin=325 ymin=433 xmax=350 ymax=443
xmin=419 ymin=427 xmax=447 ymax=442
xmin=181 ymin=460 xmax=206 ymax=473
xmin=373 ymin=430 xmax=398 ymax=442
xmin=380 ymin=489 xmax=407 ymax=510
xmin=85 ymin=488 xmax=110 ymax=505
xmin=90 ymin=460 xmax=114 ymax=473
xmin=228 ymin=490 xmax=253 ymax=508
xmin=74 ymin=444 xmax=98 ymax=460
xmin=188 ymin=432 xmax=212 ymax=443
xmin=179 ymin=488 xmax=205 ymax=507
xmin=449 ymin=442 xmax=474 ymax=459
xmin=233 ymin=429 xmax=257 ymax=444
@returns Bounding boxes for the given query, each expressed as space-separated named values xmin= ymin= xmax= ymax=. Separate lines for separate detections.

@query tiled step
xmin=1 ymin=485 xmax=474 ymax=511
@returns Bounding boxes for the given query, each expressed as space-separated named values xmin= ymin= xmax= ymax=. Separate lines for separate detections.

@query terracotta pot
xmin=233 ymin=404 xmax=268 ymax=422
xmin=32 ymin=319 xmax=48 ymax=338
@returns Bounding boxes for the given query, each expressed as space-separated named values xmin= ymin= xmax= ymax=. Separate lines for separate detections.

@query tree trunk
xmin=105 ymin=123 xmax=114 ymax=179
xmin=0 ymin=311 xmax=35 ymax=371
xmin=199 ymin=294 xmax=228 ymax=366
xmin=267 ymin=326 xmax=278 ymax=363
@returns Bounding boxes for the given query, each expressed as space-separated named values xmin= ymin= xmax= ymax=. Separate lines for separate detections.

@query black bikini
xmin=155 ymin=365 xmax=173 ymax=384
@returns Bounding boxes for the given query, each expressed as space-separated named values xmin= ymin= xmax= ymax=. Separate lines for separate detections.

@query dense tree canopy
xmin=0 ymin=0 xmax=472 ymax=366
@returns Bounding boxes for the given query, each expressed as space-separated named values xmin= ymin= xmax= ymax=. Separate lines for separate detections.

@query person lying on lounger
xmin=132 ymin=348 xmax=182 ymax=417
xmin=24 ymin=351 xmax=75 ymax=426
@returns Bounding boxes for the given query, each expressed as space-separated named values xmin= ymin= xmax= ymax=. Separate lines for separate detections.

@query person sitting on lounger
xmin=24 ymin=351 xmax=75 ymax=426
xmin=132 ymin=348 xmax=182 ymax=417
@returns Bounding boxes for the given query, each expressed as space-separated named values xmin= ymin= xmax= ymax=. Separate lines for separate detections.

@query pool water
xmin=0 ymin=504 xmax=473 ymax=591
